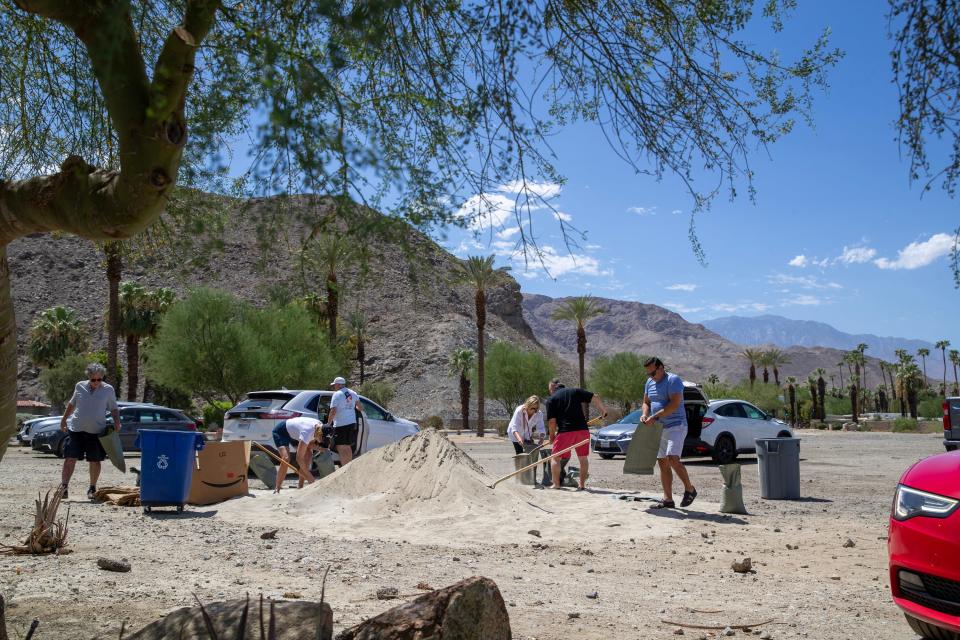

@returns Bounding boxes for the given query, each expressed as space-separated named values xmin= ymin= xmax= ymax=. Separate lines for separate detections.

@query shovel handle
xmin=490 ymin=438 xmax=591 ymax=488
xmin=251 ymin=441 xmax=312 ymax=483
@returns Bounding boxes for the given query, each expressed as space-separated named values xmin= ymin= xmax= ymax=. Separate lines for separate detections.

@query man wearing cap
xmin=328 ymin=376 xmax=366 ymax=466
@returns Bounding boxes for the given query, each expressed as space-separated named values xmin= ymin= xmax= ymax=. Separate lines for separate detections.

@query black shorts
xmin=332 ymin=424 xmax=358 ymax=448
xmin=63 ymin=431 xmax=107 ymax=462
xmin=272 ymin=422 xmax=293 ymax=450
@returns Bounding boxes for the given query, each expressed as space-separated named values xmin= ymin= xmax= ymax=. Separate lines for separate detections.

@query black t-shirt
xmin=546 ymin=387 xmax=594 ymax=432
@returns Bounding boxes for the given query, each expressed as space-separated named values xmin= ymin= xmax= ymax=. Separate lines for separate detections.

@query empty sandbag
xmin=719 ymin=463 xmax=747 ymax=514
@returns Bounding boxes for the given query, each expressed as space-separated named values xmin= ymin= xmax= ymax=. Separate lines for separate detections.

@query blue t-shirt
xmin=645 ymin=373 xmax=687 ymax=429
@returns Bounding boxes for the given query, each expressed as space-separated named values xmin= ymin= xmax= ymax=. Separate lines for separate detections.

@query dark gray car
xmin=944 ymin=396 xmax=960 ymax=451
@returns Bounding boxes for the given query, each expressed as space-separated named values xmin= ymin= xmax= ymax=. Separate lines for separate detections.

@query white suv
xmin=222 ymin=389 xmax=419 ymax=458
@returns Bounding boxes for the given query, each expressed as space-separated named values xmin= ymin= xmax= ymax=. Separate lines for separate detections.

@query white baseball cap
xmin=330 ymin=376 xmax=347 ymax=386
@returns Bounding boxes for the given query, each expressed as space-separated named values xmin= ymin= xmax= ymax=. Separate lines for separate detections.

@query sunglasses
xmin=89 ymin=378 xmax=103 ymax=383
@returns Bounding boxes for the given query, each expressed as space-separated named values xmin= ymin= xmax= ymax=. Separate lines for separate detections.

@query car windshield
xmin=230 ymin=398 xmax=289 ymax=412
xmin=618 ymin=410 xmax=642 ymax=424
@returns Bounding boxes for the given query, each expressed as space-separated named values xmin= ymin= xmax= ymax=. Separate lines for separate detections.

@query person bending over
xmin=272 ymin=416 xmax=324 ymax=492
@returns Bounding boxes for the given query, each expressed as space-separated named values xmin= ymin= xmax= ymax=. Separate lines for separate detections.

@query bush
xmin=359 ymin=380 xmax=395 ymax=408
xmin=918 ymin=396 xmax=943 ymax=420
xmin=202 ymin=401 xmax=233 ymax=430
xmin=588 ymin=352 xmax=650 ymax=413
xmin=147 ymin=382 xmax=195 ymax=417
xmin=423 ymin=415 xmax=443 ymax=429
xmin=892 ymin=417 xmax=918 ymax=433
xmin=483 ymin=341 xmax=555 ymax=413
xmin=39 ymin=353 xmax=90 ymax=412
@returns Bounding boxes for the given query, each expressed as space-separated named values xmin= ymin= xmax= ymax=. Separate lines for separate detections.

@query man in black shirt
xmin=545 ymin=378 xmax=607 ymax=490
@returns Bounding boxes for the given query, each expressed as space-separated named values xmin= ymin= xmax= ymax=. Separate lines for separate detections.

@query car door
xmin=740 ymin=402 xmax=770 ymax=444
xmin=117 ymin=408 xmax=142 ymax=450
xmin=714 ymin=402 xmax=748 ymax=449
xmin=359 ymin=399 xmax=394 ymax=450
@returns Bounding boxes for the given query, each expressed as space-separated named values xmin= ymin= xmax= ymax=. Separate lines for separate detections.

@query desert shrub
xmin=424 ymin=415 xmax=443 ymax=429
xmin=147 ymin=382 xmax=195 ymax=417
xmin=830 ymin=423 xmax=843 ymax=431
xmin=892 ymin=417 xmax=918 ymax=433
xmin=588 ymin=352 xmax=650 ymax=413
xmin=359 ymin=380 xmax=395 ymax=407
xmin=918 ymin=397 xmax=943 ymax=420
xmin=483 ymin=341 xmax=555 ymax=413
xmin=39 ymin=353 xmax=90 ymax=412
xmin=202 ymin=401 xmax=233 ymax=430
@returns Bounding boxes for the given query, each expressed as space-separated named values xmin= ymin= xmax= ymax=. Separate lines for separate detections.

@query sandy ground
xmin=0 ymin=429 xmax=946 ymax=640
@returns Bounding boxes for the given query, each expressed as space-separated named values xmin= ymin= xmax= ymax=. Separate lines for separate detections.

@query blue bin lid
xmin=134 ymin=430 xmax=205 ymax=451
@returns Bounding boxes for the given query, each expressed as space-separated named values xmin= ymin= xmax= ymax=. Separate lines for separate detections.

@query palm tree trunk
xmin=459 ymin=373 xmax=470 ymax=436
xmin=126 ymin=334 xmax=139 ymax=401
xmin=577 ymin=325 xmax=588 ymax=418
xmin=476 ymin=289 xmax=486 ymax=438
xmin=749 ymin=365 xmax=756 ymax=387
xmin=357 ymin=341 xmax=366 ymax=384
xmin=0 ymin=248 xmax=18 ymax=460
xmin=953 ymin=362 xmax=959 ymax=395
xmin=105 ymin=242 xmax=122 ymax=387
xmin=773 ymin=367 xmax=780 ymax=387
xmin=920 ymin=356 xmax=928 ymax=387
xmin=817 ymin=378 xmax=826 ymax=420
xmin=943 ymin=348 xmax=948 ymax=397
xmin=838 ymin=365 xmax=844 ymax=389
xmin=327 ymin=272 xmax=338 ymax=343
xmin=850 ymin=385 xmax=859 ymax=423
xmin=788 ymin=385 xmax=796 ymax=426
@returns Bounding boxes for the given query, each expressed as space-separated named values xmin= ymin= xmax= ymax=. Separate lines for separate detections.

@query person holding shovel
xmin=507 ymin=395 xmax=546 ymax=454
xmin=272 ymin=416 xmax=325 ymax=493
xmin=640 ymin=357 xmax=697 ymax=509
xmin=545 ymin=379 xmax=607 ymax=490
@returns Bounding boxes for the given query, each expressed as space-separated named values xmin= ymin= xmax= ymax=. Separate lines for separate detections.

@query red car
xmin=889 ymin=444 xmax=960 ymax=639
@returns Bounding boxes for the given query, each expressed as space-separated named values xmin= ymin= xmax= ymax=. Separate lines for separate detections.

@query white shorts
xmin=657 ymin=426 xmax=687 ymax=459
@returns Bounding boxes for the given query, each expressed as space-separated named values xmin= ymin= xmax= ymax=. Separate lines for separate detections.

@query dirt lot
xmin=0 ymin=430 xmax=946 ymax=639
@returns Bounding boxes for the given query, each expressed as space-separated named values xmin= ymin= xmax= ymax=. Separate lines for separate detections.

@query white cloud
xmin=708 ymin=302 xmax=772 ymax=314
xmin=516 ymin=244 xmax=609 ymax=279
xmin=627 ymin=206 xmax=656 ymax=216
xmin=671 ymin=209 xmax=682 ymax=215
xmin=784 ymin=294 xmax=822 ymax=306
xmin=767 ymin=273 xmax=843 ymax=290
xmin=666 ymin=283 xmax=698 ymax=292
xmin=788 ymin=255 xmax=808 ymax=268
xmin=455 ymin=193 xmax=516 ymax=232
xmin=812 ymin=258 xmax=831 ymax=268
xmin=838 ymin=245 xmax=877 ymax=264
xmin=497 ymin=179 xmax=562 ymax=200
xmin=553 ymin=211 xmax=572 ymax=222
xmin=664 ymin=302 xmax=704 ymax=314
xmin=874 ymin=233 xmax=955 ymax=270
xmin=496 ymin=226 xmax=521 ymax=240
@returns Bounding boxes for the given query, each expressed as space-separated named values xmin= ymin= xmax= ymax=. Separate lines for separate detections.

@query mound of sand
xmin=214 ymin=430 xmax=682 ymax=545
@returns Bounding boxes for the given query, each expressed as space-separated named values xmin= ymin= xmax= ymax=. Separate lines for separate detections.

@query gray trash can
xmin=755 ymin=438 xmax=801 ymax=499
xmin=512 ymin=453 xmax=536 ymax=485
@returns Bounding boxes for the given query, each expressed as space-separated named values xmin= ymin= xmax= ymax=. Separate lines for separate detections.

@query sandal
xmin=680 ymin=489 xmax=698 ymax=507
xmin=650 ymin=500 xmax=675 ymax=509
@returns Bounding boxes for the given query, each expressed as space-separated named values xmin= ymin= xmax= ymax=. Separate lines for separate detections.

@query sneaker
xmin=87 ymin=485 xmax=97 ymax=500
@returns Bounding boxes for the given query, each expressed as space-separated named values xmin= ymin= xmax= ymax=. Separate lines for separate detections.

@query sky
xmin=441 ymin=2 xmax=960 ymax=346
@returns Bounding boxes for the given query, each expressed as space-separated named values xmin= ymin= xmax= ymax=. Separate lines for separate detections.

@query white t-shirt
xmin=506 ymin=406 xmax=545 ymax=442
xmin=285 ymin=416 xmax=321 ymax=445
xmin=330 ymin=388 xmax=359 ymax=427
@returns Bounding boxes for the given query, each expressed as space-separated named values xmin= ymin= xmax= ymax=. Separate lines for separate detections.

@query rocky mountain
xmin=10 ymin=195 xmax=574 ymax=421
xmin=522 ymin=294 xmax=895 ymax=388
xmin=703 ymin=314 xmax=946 ymax=380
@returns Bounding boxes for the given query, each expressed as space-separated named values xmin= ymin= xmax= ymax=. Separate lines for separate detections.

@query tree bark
xmin=850 ymin=385 xmax=859 ymax=423
xmin=817 ymin=377 xmax=826 ymax=420
xmin=0 ymin=249 xmax=18 ymax=460
xmin=126 ymin=334 xmax=140 ymax=401
xmin=577 ymin=325 xmax=587 ymax=418
xmin=105 ymin=242 xmax=122 ymax=386
xmin=788 ymin=386 xmax=796 ymax=426
xmin=460 ymin=374 xmax=470 ymax=435
xmin=476 ymin=290 xmax=486 ymax=438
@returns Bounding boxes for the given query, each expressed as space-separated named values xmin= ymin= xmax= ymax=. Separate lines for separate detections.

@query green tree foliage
xmin=358 ymin=380 xmax=395 ymax=408
xmin=588 ymin=352 xmax=649 ymax=414
xmin=38 ymin=353 xmax=89 ymax=412
xmin=28 ymin=306 xmax=89 ymax=368
xmin=147 ymin=288 xmax=346 ymax=404
xmin=449 ymin=348 xmax=475 ymax=435
xmin=483 ymin=342 xmax=555 ymax=414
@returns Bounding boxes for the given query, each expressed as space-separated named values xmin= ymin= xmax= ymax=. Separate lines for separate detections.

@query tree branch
xmin=11 ymin=0 xmax=91 ymax=26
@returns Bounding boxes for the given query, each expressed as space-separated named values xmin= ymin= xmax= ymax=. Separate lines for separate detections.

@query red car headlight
xmin=893 ymin=484 xmax=960 ymax=521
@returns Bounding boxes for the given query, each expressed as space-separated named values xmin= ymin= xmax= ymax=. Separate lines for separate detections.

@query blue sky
xmin=443 ymin=2 xmax=959 ymax=346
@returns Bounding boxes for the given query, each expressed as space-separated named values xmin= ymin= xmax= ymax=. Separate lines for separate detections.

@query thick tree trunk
xmin=459 ymin=374 xmax=470 ymax=435
xmin=817 ymin=378 xmax=826 ymax=420
xmin=577 ymin=326 xmax=587 ymax=418
xmin=762 ymin=367 xmax=769 ymax=384
xmin=126 ymin=334 xmax=140 ymax=401
xmin=0 ymin=248 xmax=14 ymax=462
xmin=749 ymin=365 xmax=756 ymax=387
xmin=105 ymin=242 xmax=122 ymax=386
xmin=476 ymin=290 xmax=486 ymax=438
xmin=773 ymin=367 xmax=780 ymax=387
xmin=788 ymin=386 xmax=796 ymax=426
xmin=850 ymin=385 xmax=859 ymax=423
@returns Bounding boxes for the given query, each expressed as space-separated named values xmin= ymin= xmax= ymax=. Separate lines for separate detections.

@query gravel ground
xmin=0 ymin=430 xmax=945 ymax=639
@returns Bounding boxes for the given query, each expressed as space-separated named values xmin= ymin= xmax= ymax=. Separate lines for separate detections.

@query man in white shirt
xmin=327 ymin=376 xmax=366 ymax=466
xmin=271 ymin=416 xmax=324 ymax=492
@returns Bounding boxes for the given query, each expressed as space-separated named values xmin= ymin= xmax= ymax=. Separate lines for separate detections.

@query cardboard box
xmin=188 ymin=440 xmax=250 ymax=505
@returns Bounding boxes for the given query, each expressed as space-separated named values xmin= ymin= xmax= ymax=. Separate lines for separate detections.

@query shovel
xmin=490 ymin=438 xmax=590 ymax=489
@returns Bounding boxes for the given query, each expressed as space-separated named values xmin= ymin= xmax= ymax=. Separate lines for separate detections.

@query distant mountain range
xmin=702 ymin=315 xmax=945 ymax=380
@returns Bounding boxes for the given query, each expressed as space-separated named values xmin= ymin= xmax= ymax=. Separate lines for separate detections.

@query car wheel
xmin=776 ymin=430 xmax=791 ymax=438
xmin=946 ymin=444 xmax=958 ymax=452
xmin=599 ymin=453 xmax=615 ymax=460
xmin=711 ymin=434 xmax=737 ymax=464
xmin=904 ymin=613 xmax=960 ymax=640
xmin=55 ymin=437 xmax=66 ymax=458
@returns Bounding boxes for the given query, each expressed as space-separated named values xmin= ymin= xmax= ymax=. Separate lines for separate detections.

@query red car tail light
xmin=701 ymin=417 xmax=715 ymax=428
xmin=185 ymin=422 xmax=197 ymax=431
xmin=260 ymin=410 xmax=302 ymax=420
xmin=945 ymin=402 xmax=952 ymax=431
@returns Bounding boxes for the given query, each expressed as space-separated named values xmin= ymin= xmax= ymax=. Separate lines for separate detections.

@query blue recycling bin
xmin=136 ymin=430 xmax=205 ymax=513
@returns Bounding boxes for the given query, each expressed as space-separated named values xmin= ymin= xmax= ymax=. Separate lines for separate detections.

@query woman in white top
xmin=507 ymin=395 xmax=546 ymax=454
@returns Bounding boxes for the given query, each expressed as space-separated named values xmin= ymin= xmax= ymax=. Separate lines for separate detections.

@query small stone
xmin=282 ymin=591 xmax=301 ymax=599
xmin=97 ymin=557 xmax=131 ymax=573
xmin=528 ymin=529 xmax=541 ymax=538
xmin=674 ymin=628 xmax=685 ymax=635
xmin=585 ymin=591 xmax=598 ymax=599
xmin=721 ymin=627 xmax=735 ymax=636
xmin=842 ymin=538 xmax=855 ymax=548
xmin=376 ymin=587 xmax=399 ymax=600
xmin=830 ymin=575 xmax=841 ymax=580
xmin=731 ymin=557 xmax=752 ymax=573
xmin=567 ymin=612 xmax=580 ymax=619
xmin=260 ymin=529 xmax=278 ymax=540
xmin=759 ymin=632 xmax=772 ymax=639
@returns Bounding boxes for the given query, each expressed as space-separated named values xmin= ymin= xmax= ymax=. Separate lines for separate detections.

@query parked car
xmin=222 ymin=389 xmax=419 ymax=460
xmin=943 ymin=396 xmax=959 ymax=451
xmin=31 ymin=403 xmax=196 ymax=457
xmin=17 ymin=415 xmax=59 ymax=446
xmin=591 ymin=382 xmax=710 ymax=460
xmin=888 ymin=450 xmax=960 ymax=639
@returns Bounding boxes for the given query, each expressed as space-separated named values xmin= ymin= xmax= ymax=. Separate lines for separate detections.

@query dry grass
xmin=1 ymin=487 xmax=71 ymax=556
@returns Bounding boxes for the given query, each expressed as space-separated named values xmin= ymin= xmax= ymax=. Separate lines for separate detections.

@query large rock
xmin=119 ymin=597 xmax=332 ymax=640
xmin=336 ymin=576 xmax=510 ymax=640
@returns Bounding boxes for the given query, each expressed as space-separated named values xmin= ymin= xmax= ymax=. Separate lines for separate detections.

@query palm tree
xmin=765 ymin=348 xmax=790 ymax=386
xmin=815 ymin=367 xmax=827 ymax=420
xmin=449 ymin=348 xmax=475 ymax=435
xmin=551 ymin=295 xmax=605 ymax=390
xmin=28 ymin=306 xmax=89 ymax=368
xmin=936 ymin=340 xmax=951 ymax=397
xmin=456 ymin=255 xmax=504 ymax=437
xmin=950 ymin=350 xmax=960 ymax=396
xmin=896 ymin=357 xmax=922 ymax=418
xmin=808 ymin=376 xmax=819 ymax=423
xmin=917 ymin=347 xmax=930 ymax=387
xmin=785 ymin=376 xmax=798 ymax=426
xmin=347 ymin=311 xmax=370 ymax=384
xmin=758 ymin=351 xmax=771 ymax=384
xmin=836 ymin=361 xmax=845 ymax=390
xmin=118 ymin=282 xmax=152 ymax=401
xmin=856 ymin=343 xmax=869 ymax=392
xmin=139 ymin=287 xmax=175 ymax=401
xmin=739 ymin=348 xmax=762 ymax=387
xmin=301 ymin=292 xmax=326 ymax=327
xmin=302 ymin=235 xmax=353 ymax=343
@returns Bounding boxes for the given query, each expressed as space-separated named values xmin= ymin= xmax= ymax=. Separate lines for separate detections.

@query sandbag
xmin=719 ymin=463 xmax=747 ymax=514
xmin=623 ymin=423 xmax=661 ymax=475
